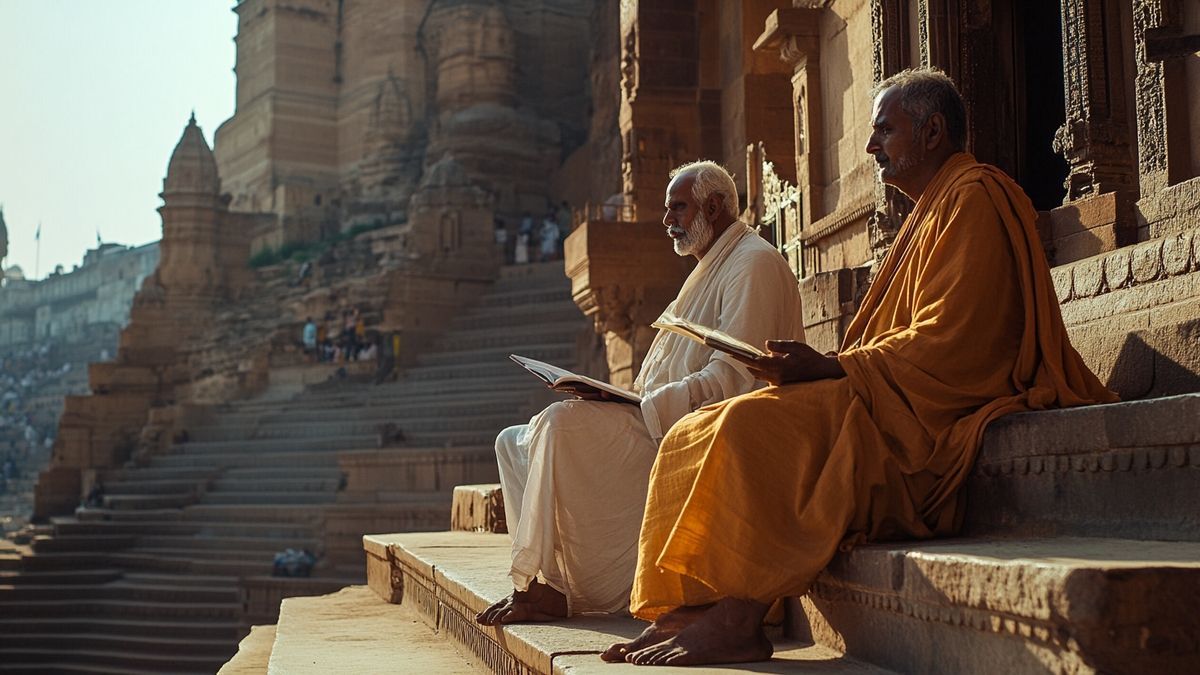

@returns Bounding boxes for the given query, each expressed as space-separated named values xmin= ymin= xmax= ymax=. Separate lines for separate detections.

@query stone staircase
xmin=0 ymin=261 xmax=592 ymax=673
xmin=226 ymin=393 xmax=1200 ymax=674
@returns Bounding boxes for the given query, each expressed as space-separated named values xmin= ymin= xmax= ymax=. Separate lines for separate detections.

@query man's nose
xmin=662 ymin=211 xmax=672 ymax=227
xmin=865 ymin=136 xmax=879 ymax=155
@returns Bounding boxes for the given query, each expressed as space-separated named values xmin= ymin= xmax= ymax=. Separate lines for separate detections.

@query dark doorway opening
xmin=1012 ymin=0 xmax=1069 ymax=210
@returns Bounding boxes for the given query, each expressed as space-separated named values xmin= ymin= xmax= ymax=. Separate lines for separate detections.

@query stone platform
xmin=364 ymin=531 xmax=892 ymax=675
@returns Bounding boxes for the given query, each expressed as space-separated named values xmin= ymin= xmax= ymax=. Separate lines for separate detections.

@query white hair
xmin=669 ymin=160 xmax=739 ymax=219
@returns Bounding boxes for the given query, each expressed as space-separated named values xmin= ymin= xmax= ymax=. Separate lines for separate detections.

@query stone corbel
xmin=754 ymin=8 xmax=822 ymax=69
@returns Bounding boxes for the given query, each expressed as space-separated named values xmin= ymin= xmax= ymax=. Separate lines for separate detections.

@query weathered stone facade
xmin=572 ymin=0 xmax=1199 ymax=394
xmin=213 ymin=0 xmax=596 ymax=253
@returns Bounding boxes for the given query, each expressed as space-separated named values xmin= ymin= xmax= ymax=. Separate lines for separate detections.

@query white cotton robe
xmin=495 ymin=223 xmax=804 ymax=615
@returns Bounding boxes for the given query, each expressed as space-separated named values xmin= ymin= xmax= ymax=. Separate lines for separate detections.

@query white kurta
xmin=496 ymin=224 xmax=804 ymax=615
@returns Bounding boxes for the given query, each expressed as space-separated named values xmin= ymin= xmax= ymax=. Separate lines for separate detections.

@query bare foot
xmin=626 ymin=597 xmax=773 ymax=666
xmin=599 ymin=604 xmax=711 ymax=662
xmin=475 ymin=580 xmax=567 ymax=626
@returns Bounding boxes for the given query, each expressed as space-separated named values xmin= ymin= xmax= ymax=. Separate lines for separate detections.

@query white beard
xmin=673 ymin=212 xmax=714 ymax=257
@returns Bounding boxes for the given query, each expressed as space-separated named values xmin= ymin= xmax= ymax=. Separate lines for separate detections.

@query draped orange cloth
xmin=629 ymin=154 xmax=1116 ymax=620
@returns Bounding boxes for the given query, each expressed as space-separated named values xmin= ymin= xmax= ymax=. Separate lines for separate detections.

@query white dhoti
xmin=495 ymin=399 xmax=658 ymax=615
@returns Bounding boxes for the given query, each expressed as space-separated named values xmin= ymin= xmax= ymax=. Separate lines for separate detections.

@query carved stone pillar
xmin=1131 ymin=0 xmax=1200 ymax=239
xmin=754 ymin=7 xmax=822 ymax=272
xmin=1053 ymin=0 xmax=1140 ymax=203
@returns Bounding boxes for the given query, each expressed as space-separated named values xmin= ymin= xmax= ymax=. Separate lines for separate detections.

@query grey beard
xmin=674 ymin=212 xmax=714 ymax=256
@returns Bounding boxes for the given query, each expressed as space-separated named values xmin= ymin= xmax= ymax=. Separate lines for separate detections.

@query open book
xmin=509 ymin=354 xmax=641 ymax=405
xmin=651 ymin=311 xmax=768 ymax=360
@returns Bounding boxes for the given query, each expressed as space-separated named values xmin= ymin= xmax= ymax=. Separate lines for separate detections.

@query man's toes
xmin=627 ymin=645 xmax=662 ymax=666
xmin=600 ymin=643 xmax=629 ymax=662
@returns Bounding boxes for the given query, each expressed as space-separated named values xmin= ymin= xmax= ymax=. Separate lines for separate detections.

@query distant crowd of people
xmin=0 ymin=344 xmax=70 ymax=496
xmin=302 ymin=308 xmax=377 ymax=364
xmin=494 ymin=201 xmax=573 ymax=265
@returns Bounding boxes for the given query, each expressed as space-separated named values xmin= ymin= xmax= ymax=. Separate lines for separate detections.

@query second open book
xmin=650 ymin=310 xmax=767 ymax=360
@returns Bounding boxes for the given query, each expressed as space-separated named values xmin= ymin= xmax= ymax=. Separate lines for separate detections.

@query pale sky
xmin=0 ymin=1 xmax=237 ymax=279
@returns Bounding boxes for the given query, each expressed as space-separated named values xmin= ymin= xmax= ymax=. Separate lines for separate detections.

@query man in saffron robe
xmin=604 ymin=68 xmax=1116 ymax=666
xmin=475 ymin=161 xmax=804 ymax=625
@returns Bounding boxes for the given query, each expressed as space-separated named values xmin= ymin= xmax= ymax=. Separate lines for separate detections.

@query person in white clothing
xmin=476 ymin=161 xmax=805 ymax=625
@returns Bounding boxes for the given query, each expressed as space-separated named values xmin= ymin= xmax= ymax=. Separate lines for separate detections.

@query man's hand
xmin=733 ymin=340 xmax=845 ymax=385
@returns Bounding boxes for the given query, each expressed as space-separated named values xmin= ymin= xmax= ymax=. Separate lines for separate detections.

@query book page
xmin=509 ymin=355 xmax=642 ymax=404
xmin=651 ymin=311 xmax=767 ymax=360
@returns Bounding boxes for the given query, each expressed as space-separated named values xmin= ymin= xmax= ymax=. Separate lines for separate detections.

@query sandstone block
xmin=1161 ymin=230 xmax=1194 ymax=275
xmin=451 ymin=484 xmax=507 ymax=534
xmin=799 ymin=268 xmax=853 ymax=326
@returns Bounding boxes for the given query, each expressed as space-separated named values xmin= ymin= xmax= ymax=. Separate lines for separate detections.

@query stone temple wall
xmin=213 ymin=0 xmax=596 ymax=251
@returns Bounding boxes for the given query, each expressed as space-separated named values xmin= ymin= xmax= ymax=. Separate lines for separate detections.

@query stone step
xmin=0 ymin=631 xmax=233 ymax=658
xmin=189 ymin=412 xmax=524 ymax=443
xmin=795 ymin=537 xmax=1200 ymax=674
xmin=0 ymin=645 xmax=230 ymax=674
xmin=0 ymin=616 xmax=241 ymax=641
xmin=54 ymin=519 xmax=318 ymax=539
xmin=432 ymin=320 xmax=585 ymax=352
xmin=97 ymin=467 xmax=222 ymax=483
xmin=965 ymin=393 xmax=1200 ymax=540
xmin=199 ymin=491 xmax=338 ymax=506
xmin=0 ymin=580 xmax=238 ymax=604
xmin=103 ymin=492 xmax=199 ymax=511
xmin=11 ymin=550 xmax=282 ymax=578
xmin=259 ymin=585 xmax=485 ymax=674
xmin=210 ymin=476 xmax=341 ymax=492
xmin=363 ymin=531 xmax=893 ymax=675
xmin=402 ymin=360 xmax=565 ymax=382
xmin=0 ymin=567 xmax=124 ymax=585
xmin=149 ymin=450 xmax=341 ymax=469
xmin=102 ymin=478 xmax=214 ymax=496
xmin=171 ymin=434 xmax=377 ymax=455
xmin=415 ymin=342 xmax=576 ymax=369
xmin=0 ymin=596 xmax=242 ymax=620
xmin=32 ymin=534 xmax=136 ymax=553
xmin=204 ymin=395 xmax=528 ymax=430
xmin=472 ymin=287 xmax=573 ymax=309
xmin=450 ymin=303 xmax=584 ymax=331
xmin=134 ymin=535 xmax=320 ymax=552
xmin=494 ymin=260 xmax=571 ymax=284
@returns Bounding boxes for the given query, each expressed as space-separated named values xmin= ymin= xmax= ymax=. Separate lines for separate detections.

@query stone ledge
xmin=801 ymin=537 xmax=1200 ymax=674
xmin=217 ymin=624 xmax=275 ymax=675
xmin=364 ymin=531 xmax=892 ymax=675
xmin=966 ymin=395 xmax=1200 ymax=539
xmin=1052 ymin=226 xmax=1198 ymax=303
xmin=265 ymin=585 xmax=482 ymax=674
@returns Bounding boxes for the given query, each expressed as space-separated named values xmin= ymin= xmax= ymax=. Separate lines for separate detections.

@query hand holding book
xmin=738 ymin=340 xmax=846 ymax=385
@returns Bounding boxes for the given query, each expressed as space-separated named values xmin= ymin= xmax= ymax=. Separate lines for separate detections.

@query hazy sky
xmin=0 ymin=1 xmax=237 ymax=279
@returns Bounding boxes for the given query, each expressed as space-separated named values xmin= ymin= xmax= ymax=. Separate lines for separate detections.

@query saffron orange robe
xmin=629 ymin=153 xmax=1116 ymax=619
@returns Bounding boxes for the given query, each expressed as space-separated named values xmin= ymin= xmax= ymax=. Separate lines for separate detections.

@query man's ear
xmin=707 ymin=194 xmax=723 ymax=219
xmin=924 ymin=112 xmax=946 ymax=151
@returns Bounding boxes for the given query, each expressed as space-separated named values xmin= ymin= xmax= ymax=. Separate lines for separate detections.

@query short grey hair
xmin=669 ymin=160 xmax=739 ymax=219
xmin=871 ymin=67 xmax=967 ymax=151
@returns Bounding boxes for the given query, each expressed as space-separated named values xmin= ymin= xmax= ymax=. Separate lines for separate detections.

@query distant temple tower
xmin=35 ymin=115 xmax=253 ymax=519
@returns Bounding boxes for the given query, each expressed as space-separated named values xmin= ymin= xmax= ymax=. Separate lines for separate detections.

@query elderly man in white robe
xmin=476 ymin=160 xmax=805 ymax=625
